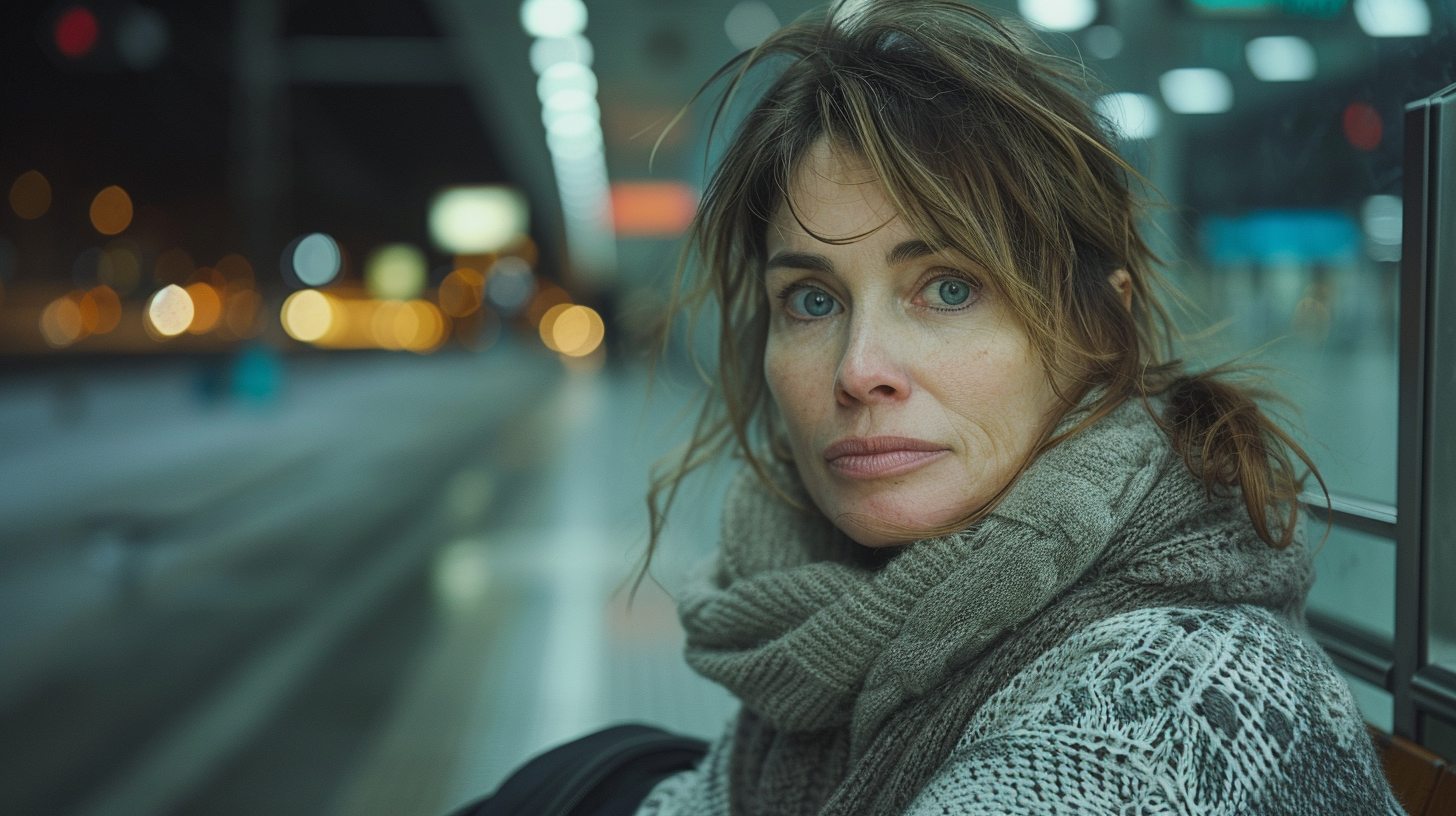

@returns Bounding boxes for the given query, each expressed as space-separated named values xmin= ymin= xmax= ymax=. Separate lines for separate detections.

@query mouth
xmin=822 ymin=436 xmax=951 ymax=479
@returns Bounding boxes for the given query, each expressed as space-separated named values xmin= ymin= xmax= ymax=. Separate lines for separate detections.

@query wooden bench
xmin=1369 ymin=725 xmax=1456 ymax=815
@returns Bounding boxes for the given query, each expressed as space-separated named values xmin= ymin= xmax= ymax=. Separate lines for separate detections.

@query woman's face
xmin=763 ymin=142 xmax=1065 ymax=547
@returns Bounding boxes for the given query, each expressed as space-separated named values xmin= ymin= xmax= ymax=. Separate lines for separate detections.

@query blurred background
xmin=0 ymin=0 xmax=1451 ymax=814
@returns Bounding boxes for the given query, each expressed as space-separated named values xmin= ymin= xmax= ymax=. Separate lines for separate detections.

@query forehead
xmin=767 ymin=141 xmax=906 ymax=250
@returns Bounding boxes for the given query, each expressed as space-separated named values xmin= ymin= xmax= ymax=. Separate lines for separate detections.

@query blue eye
xmin=926 ymin=277 xmax=976 ymax=308
xmin=787 ymin=287 xmax=840 ymax=318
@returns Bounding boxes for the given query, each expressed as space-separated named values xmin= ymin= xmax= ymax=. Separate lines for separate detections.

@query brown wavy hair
xmin=642 ymin=0 xmax=1323 ymax=585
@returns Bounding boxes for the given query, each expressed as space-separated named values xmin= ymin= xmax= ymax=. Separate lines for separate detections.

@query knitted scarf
xmin=676 ymin=398 xmax=1315 ymax=816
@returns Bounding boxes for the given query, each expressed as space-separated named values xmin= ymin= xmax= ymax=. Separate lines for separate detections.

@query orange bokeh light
xmin=439 ymin=267 xmax=485 ymax=317
xmin=610 ymin=181 xmax=698 ymax=237
xmin=90 ymin=186 xmax=134 ymax=235
xmin=40 ymin=294 xmax=86 ymax=347
xmin=84 ymin=286 xmax=122 ymax=334
xmin=185 ymin=282 xmax=223 ymax=333
xmin=10 ymin=170 xmax=51 ymax=220
xmin=225 ymin=289 xmax=262 ymax=338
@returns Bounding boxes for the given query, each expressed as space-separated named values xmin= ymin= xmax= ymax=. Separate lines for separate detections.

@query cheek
xmin=763 ymin=332 xmax=837 ymax=449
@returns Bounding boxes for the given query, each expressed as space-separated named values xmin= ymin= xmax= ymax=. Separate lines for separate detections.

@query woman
xmin=632 ymin=1 xmax=1406 ymax=814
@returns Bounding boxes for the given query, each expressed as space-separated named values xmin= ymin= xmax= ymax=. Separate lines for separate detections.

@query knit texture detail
xmin=638 ymin=606 xmax=1405 ymax=816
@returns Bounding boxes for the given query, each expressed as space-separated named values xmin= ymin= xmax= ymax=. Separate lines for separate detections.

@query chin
xmin=820 ymin=483 xmax=975 ymax=548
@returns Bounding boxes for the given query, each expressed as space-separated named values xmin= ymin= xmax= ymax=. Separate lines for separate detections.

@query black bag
xmin=448 ymin=724 xmax=709 ymax=816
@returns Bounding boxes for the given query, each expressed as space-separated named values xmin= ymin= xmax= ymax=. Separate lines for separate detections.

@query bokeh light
xmin=54 ymin=6 xmax=100 ymax=58
xmin=281 ymin=289 xmax=337 ymax=342
xmin=216 ymin=253 xmax=255 ymax=285
xmin=41 ymin=295 xmax=85 ymax=348
xmin=1095 ymin=92 xmax=1161 ymax=140
xmin=90 ymin=186 xmax=134 ymax=235
xmin=429 ymin=187 xmax=529 ymax=254
xmin=610 ymin=181 xmax=697 ymax=236
xmin=225 ymin=289 xmax=262 ymax=337
xmin=10 ymin=170 xmax=52 ymax=219
xmin=1245 ymin=36 xmax=1317 ymax=82
xmin=529 ymin=35 xmax=593 ymax=73
xmin=147 ymin=284 xmax=194 ymax=337
xmin=1343 ymin=102 xmax=1382 ymax=151
xmin=486 ymin=256 xmax=536 ymax=315
xmin=1353 ymin=0 xmax=1431 ymax=37
xmin=538 ymin=303 xmax=572 ymax=352
xmin=540 ymin=304 xmax=604 ymax=357
xmin=289 ymin=232 xmax=342 ymax=287
xmin=1018 ymin=0 xmax=1097 ymax=31
xmin=724 ymin=1 xmax=781 ymax=51
xmin=98 ymin=242 xmax=142 ymax=295
xmin=116 ymin=5 xmax=170 ymax=70
xmin=1159 ymin=68 xmax=1233 ymax=115
xmin=439 ymin=267 xmax=485 ymax=317
xmin=365 ymin=243 xmax=426 ymax=301
xmin=520 ymin=0 xmax=587 ymax=38
xmin=184 ymin=282 xmax=222 ymax=333
xmin=85 ymin=286 xmax=122 ymax=334
xmin=1083 ymin=25 xmax=1123 ymax=59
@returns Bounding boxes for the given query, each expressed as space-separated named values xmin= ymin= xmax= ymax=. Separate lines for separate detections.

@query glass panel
xmin=1423 ymin=84 xmax=1456 ymax=681
xmin=1307 ymin=525 xmax=1394 ymax=641
xmin=1340 ymin=669 xmax=1394 ymax=733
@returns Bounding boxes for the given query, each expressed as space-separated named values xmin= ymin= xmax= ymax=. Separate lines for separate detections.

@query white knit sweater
xmin=638 ymin=604 xmax=1406 ymax=815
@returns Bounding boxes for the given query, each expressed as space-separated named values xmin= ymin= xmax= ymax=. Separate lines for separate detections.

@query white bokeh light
xmin=1159 ymin=68 xmax=1233 ymax=114
xmin=291 ymin=233 xmax=341 ymax=287
xmin=1353 ymin=0 xmax=1431 ymax=37
xmin=725 ymin=1 xmax=781 ymax=51
xmin=520 ymin=0 xmax=587 ymax=38
xmin=1096 ymin=92 xmax=1161 ymax=140
xmin=429 ymin=187 xmax=529 ymax=254
xmin=1245 ymin=36 xmax=1316 ymax=82
xmin=1018 ymin=0 xmax=1098 ymax=31
xmin=529 ymin=35 xmax=593 ymax=74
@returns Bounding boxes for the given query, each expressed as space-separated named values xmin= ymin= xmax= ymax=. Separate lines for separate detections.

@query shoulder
xmin=907 ymin=605 xmax=1404 ymax=815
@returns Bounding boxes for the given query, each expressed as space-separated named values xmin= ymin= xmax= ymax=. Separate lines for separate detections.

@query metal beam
xmin=1301 ymin=491 xmax=1398 ymax=540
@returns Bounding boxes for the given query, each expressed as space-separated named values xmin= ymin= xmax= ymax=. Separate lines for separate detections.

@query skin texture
xmin=762 ymin=142 xmax=1067 ymax=547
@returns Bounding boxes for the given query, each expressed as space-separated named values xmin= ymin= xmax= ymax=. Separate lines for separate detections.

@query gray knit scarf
xmin=676 ymin=397 xmax=1315 ymax=816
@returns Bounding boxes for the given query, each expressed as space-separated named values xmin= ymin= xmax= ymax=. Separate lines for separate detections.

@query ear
xmin=1107 ymin=268 xmax=1133 ymax=312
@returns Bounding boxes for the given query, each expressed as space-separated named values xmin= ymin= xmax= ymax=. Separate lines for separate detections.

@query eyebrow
xmin=765 ymin=239 xmax=940 ymax=274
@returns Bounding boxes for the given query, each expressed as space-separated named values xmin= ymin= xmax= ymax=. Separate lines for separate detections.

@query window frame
xmin=1303 ymin=80 xmax=1456 ymax=747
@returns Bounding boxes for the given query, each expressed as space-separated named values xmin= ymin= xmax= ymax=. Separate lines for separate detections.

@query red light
xmin=610 ymin=181 xmax=698 ymax=237
xmin=55 ymin=7 xmax=99 ymax=58
xmin=1343 ymin=102 xmax=1382 ymax=152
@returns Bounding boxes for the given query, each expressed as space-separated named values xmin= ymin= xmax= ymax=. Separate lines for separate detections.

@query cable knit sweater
xmin=636 ymin=398 xmax=1405 ymax=816
xmin=641 ymin=603 xmax=1403 ymax=815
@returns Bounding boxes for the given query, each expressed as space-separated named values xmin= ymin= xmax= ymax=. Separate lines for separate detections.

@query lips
xmin=822 ymin=436 xmax=950 ymax=479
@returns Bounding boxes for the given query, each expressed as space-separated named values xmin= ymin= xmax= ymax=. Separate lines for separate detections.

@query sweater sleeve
xmin=904 ymin=606 xmax=1407 ymax=816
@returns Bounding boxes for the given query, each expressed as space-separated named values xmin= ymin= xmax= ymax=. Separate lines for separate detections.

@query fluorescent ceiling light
xmin=520 ymin=0 xmax=587 ymax=38
xmin=1245 ymin=36 xmax=1316 ymax=81
xmin=1095 ymin=93 xmax=1161 ymax=139
xmin=529 ymin=36 xmax=593 ymax=74
xmin=1018 ymin=0 xmax=1098 ymax=31
xmin=1353 ymin=0 xmax=1431 ymax=37
xmin=1159 ymin=68 xmax=1233 ymax=114
xmin=537 ymin=62 xmax=596 ymax=105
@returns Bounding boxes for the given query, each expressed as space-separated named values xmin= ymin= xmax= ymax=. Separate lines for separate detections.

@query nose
xmin=834 ymin=315 xmax=911 ymax=407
